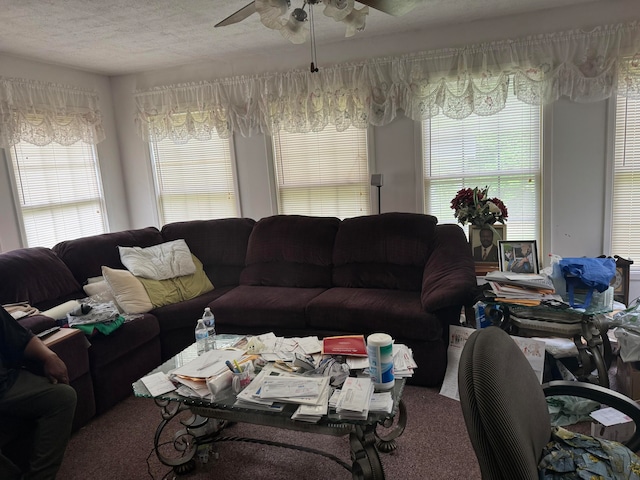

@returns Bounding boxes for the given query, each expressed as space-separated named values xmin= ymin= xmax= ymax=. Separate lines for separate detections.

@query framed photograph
xmin=470 ymin=224 xmax=505 ymax=266
xmin=612 ymin=255 xmax=633 ymax=306
xmin=498 ymin=240 xmax=539 ymax=274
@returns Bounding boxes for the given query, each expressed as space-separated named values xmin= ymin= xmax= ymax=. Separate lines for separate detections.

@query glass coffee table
xmin=133 ymin=342 xmax=407 ymax=479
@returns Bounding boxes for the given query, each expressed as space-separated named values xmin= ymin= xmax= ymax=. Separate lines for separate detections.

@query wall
xmin=2 ymin=1 xmax=639 ymax=298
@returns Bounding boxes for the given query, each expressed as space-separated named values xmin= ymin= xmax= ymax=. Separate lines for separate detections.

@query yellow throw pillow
xmin=102 ymin=266 xmax=154 ymax=314
xmin=138 ymin=255 xmax=214 ymax=308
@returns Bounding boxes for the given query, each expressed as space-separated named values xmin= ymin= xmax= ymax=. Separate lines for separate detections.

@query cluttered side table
xmin=483 ymin=302 xmax=613 ymax=387
xmin=132 ymin=336 xmax=410 ymax=479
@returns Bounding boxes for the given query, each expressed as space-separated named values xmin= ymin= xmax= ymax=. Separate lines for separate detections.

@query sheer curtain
xmin=135 ymin=22 xmax=640 ymax=141
xmin=0 ymin=77 xmax=104 ymax=147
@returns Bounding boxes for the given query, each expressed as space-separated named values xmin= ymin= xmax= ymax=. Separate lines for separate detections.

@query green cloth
xmin=72 ymin=315 xmax=125 ymax=336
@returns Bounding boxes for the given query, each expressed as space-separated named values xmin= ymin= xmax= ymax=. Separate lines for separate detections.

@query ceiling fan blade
xmin=215 ymin=2 xmax=257 ymax=27
xmin=357 ymin=0 xmax=423 ymax=17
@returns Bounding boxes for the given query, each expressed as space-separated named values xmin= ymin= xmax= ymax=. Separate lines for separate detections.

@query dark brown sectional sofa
xmin=0 ymin=213 xmax=476 ymax=428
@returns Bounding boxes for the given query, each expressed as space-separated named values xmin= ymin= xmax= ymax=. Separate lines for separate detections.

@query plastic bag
xmin=559 ymin=257 xmax=616 ymax=309
xmin=612 ymin=301 xmax=640 ymax=362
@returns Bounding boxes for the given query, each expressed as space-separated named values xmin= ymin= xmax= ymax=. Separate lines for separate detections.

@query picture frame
xmin=612 ymin=255 xmax=633 ymax=306
xmin=498 ymin=240 xmax=539 ymax=274
xmin=470 ymin=224 xmax=505 ymax=267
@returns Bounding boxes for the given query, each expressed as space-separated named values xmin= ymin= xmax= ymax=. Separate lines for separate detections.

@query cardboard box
xmin=616 ymin=356 xmax=640 ymax=402
xmin=590 ymin=406 xmax=635 ymax=443
xmin=591 ymin=418 xmax=635 ymax=443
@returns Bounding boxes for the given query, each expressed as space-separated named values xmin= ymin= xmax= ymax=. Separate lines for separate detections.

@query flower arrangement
xmin=450 ymin=186 xmax=508 ymax=227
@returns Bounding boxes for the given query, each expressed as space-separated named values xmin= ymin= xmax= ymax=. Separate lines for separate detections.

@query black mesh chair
xmin=458 ymin=326 xmax=640 ymax=480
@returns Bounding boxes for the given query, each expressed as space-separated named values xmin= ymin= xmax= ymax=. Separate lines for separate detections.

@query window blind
xmin=612 ymin=95 xmax=640 ymax=262
xmin=423 ymin=87 xmax=541 ymax=241
xmin=150 ymin=136 xmax=237 ymax=225
xmin=10 ymin=141 xmax=107 ymax=248
xmin=272 ymin=127 xmax=369 ymax=219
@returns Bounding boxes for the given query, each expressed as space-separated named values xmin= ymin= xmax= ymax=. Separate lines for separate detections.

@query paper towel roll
xmin=367 ymin=333 xmax=395 ymax=390
xmin=41 ymin=300 xmax=80 ymax=320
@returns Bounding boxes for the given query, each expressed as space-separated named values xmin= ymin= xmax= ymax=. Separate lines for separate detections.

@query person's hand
xmin=42 ymin=354 xmax=70 ymax=385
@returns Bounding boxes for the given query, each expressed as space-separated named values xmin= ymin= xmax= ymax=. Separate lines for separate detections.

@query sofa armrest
xmin=421 ymin=224 xmax=476 ymax=312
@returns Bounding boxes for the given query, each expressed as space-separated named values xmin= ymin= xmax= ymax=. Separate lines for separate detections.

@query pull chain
xmin=309 ymin=4 xmax=318 ymax=72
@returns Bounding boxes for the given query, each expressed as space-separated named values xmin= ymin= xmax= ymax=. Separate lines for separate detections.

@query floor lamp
xmin=371 ymin=174 xmax=383 ymax=214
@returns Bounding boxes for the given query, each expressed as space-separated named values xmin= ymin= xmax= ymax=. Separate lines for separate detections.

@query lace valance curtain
xmin=0 ymin=77 xmax=105 ymax=147
xmin=134 ymin=21 xmax=640 ymax=142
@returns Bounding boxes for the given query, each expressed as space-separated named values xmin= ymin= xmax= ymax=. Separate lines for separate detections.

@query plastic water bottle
xmin=202 ymin=307 xmax=216 ymax=350
xmin=195 ymin=318 xmax=208 ymax=355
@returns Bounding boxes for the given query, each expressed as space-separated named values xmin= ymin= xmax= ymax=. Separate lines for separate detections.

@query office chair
xmin=458 ymin=326 xmax=640 ymax=480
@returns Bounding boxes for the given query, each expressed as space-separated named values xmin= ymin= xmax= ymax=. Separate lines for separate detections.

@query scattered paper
xmin=141 ymin=372 xmax=176 ymax=396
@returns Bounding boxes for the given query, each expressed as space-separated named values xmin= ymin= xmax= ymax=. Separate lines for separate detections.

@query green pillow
xmin=138 ymin=255 xmax=214 ymax=308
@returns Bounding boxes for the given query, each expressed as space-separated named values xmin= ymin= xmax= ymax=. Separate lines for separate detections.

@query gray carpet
xmin=57 ymin=385 xmax=482 ymax=479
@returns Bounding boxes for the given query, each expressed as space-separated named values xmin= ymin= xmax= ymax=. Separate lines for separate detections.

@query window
xmin=8 ymin=141 xmax=107 ymax=248
xmin=611 ymin=94 xmax=640 ymax=262
xmin=150 ymin=136 xmax=238 ymax=225
xmin=271 ymin=126 xmax=370 ymax=218
xmin=423 ymin=89 xmax=542 ymax=241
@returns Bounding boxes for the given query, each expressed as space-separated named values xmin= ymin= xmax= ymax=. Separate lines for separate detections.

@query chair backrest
xmin=458 ymin=327 xmax=552 ymax=480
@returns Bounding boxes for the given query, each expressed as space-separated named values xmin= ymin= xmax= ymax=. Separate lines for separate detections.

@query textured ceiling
xmin=0 ymin=0 xmax=603 ymax=76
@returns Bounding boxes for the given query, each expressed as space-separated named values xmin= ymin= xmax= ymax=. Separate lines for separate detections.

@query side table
xmin=484 ymin=302 xmax=613 ymax=387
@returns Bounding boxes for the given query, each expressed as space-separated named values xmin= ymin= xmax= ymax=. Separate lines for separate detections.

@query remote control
xmin=37 ymin=326 xmax=61 ymax=338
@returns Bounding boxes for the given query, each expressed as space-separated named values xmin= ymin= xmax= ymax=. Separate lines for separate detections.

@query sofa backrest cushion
xmin=332 ymin=213 xmax=437 ymax=291
xmin=241 ymin=215 xmax=340 ymax=288
xmin=0 ymin=247 xmax=82 ymax=308
xmin=161 ymin=218 xmax=256 ymax=287
xmin=53 ymin=227 xmax=164 ymax=285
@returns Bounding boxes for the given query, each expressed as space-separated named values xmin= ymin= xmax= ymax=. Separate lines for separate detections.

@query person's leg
xmin=0 ymin=370 xmax=76 ymax=480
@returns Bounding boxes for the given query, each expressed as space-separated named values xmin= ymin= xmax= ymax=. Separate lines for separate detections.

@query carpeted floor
xmin=57 ymin=384 xmax=482 ymax=480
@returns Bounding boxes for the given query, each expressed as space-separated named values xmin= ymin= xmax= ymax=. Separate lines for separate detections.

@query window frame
xmin=5 ymin=140 xmax=108 ymax=248
xmin=147 ymin=134 xmax=241 ymax=226
xmin=417 ymin=90 xmax=544 ymax=253
xmin=265 ymin=126 xmax=375 ymax=219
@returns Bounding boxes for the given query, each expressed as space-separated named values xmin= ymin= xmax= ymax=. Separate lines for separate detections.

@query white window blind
xmin=150 ymin=136 xmax=237 ymax=225
xmin=9 ymin=141 xmax=107 ymax=248
xmin=612 ymin=94 xmax=640 ymax=262
xmin=423 ymin=87 xmax=541 ymax=241
xmin=272 ymin=127 xmax=370 ymax=218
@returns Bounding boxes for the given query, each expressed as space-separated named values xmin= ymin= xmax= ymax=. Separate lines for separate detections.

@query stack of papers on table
xmin=392 ymin=344 xmax=417 ymax=378
xmin=336 ymin=377 xmax=374 ymax=420
xmin=171 ymin=349 xmax=245 ymax=379
xmin=484 ymin=271 xmax=561 ymax=306
xmin=254 ymin=333 xmax=322 ymax=363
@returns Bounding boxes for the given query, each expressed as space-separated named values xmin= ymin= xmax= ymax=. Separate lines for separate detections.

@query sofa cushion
xmin=211 ymin=285 xmax=326 ymax=331
xmin=332 ymin=213 xmax=437 ymax=291
xmin=53 ymin=227 xmax=164 ymax=285
xmin=138 ymin=255 xmax=214 ymax=307
xmin=0 ymin=247 xmax=83 ymax=308
xmin=161 ymin=218 xmax=255 ymax=287
xmin=118 ymin=239 xmax=196 ymax=280
xmin=240 ymin=215 xmax=340 ymax=288
xmin=102 ymin=266 xmax=154 ymax=314
xmin=306 ymin=287 xmax=443 ymax=342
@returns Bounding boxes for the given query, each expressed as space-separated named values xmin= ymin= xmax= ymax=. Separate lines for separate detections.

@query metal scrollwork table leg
xmin=152 ymin=397 xmax=407 ymax=479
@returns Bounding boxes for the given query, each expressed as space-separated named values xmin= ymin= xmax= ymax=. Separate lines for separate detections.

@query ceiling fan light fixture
xmin=342 ymin=5 xmax=368 ymax=37
xmin=255 ymin=0 xmax=291 ymax=30
xmin=279 ymin=8 xmax=310 ymax=44
xmin=322 ymin=0 xmax=354 ymax=22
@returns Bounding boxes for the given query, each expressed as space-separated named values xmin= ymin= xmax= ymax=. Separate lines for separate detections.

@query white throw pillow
xmin=102 ymin=266 xmax=153 ymax=314
xmin=118 ymin=239 xmax=196 ymax=281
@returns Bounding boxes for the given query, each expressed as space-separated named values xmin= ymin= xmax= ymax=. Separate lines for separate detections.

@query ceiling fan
xmin=215 ymin=1 xmax=423 ymax=71
xmin=216 ymin=1 xmax=423 ymax=29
